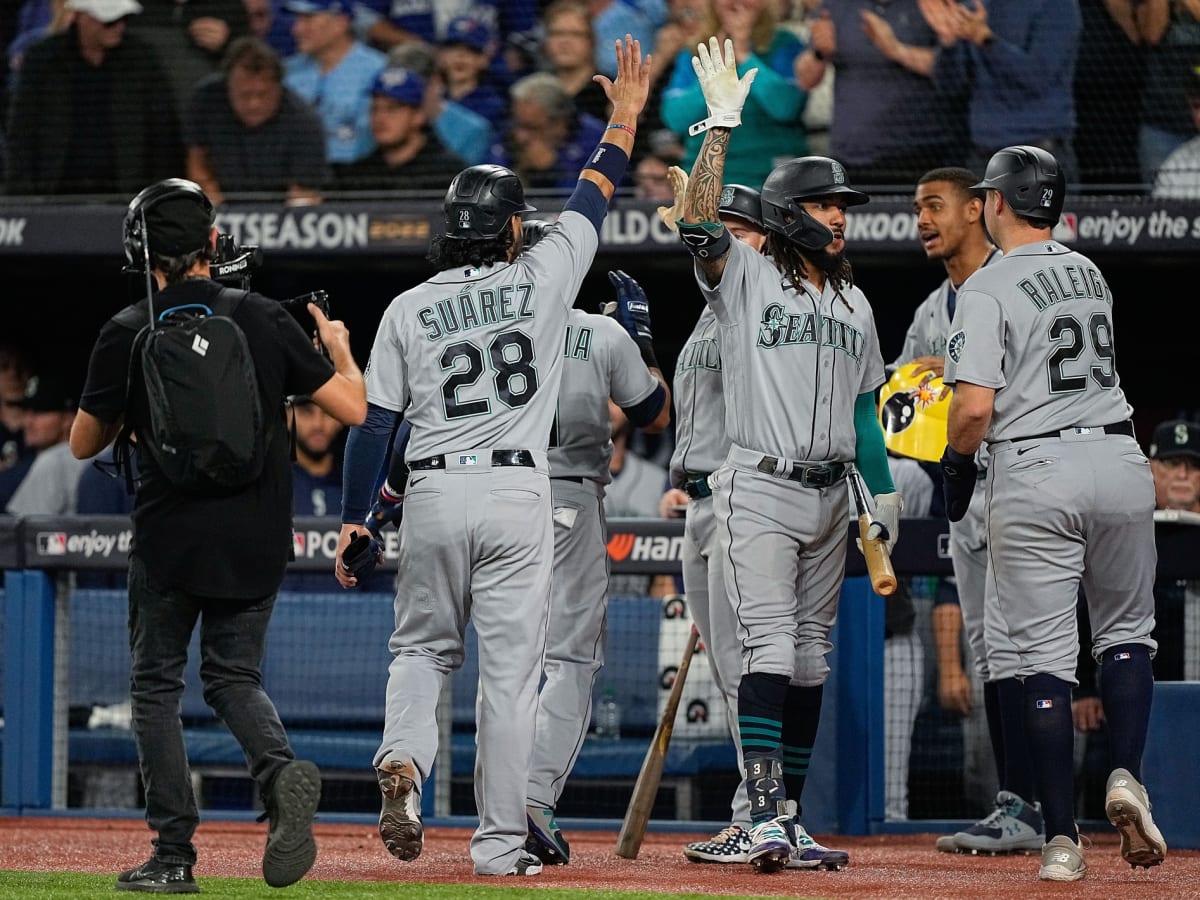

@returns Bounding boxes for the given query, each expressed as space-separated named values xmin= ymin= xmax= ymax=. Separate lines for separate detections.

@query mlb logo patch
xmin=1115 ymin=651 xmax=1131 ymax=661
xmin=37 ymin=532 xmax=67 ymax=556
xmin=1036 ymin=699 xmax=1053 ymax=709
xmin=459 ymin=454 xmax=478 ymax=465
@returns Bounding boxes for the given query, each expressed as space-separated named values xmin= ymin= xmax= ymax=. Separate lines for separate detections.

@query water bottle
xmin=595 ymin=688 xmax=622 ymax=740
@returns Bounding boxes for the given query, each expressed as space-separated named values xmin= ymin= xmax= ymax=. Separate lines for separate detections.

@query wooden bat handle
xmin=615 ymin=625 xmax=700 ymax=859
xmin=858 ymin=514 xmax=897 ymax=596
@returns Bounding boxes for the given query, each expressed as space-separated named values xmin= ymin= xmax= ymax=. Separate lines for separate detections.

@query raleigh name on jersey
xmin=943 ymin=240 xmax=1132 ymax=443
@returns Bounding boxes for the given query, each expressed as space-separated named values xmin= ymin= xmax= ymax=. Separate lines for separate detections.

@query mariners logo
xmin=719 ymin=185 xmax=735 ymax=207
xmin=947 ymin=330 xmax=966 ymax=363
xmin=831 ymin=161 xmax=846 ymax=185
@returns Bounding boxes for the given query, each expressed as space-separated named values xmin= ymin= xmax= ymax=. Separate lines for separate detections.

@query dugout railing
xmin=2 ymin=514 xmax=1197 ymax=847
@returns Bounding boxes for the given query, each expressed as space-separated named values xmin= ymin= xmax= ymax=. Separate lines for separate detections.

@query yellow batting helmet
xmin=878 ymin=363 xmax=951 ymax=462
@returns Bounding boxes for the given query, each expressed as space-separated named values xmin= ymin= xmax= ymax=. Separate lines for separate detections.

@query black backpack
xmin=113 ymin=287 xmax=268 ymax=493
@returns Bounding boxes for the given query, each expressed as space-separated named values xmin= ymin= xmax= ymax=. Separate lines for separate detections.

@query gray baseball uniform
xmin=527 ymin=309 xmax=658 ymax=810
xmin=701 ymin=236 xmax=886 ymax=684
xmin=944 ymin=240 xmax=1157 ymax=683
xmin=367 ymin=210 xmax=596 ymax=875
xmin=894 ymin=248 xmax=1019 ymax=682
xmin=669 ymin=305 xmax=750 ymax=829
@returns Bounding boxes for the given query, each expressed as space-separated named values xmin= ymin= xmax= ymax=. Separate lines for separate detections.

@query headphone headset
xmin=122 ymin=178 xmax=214 ymax=267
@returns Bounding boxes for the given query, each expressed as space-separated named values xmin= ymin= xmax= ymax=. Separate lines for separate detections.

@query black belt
xmin=409 ymin=449 xmax=535 ymax=470
xmin=756 ymin=457 xmax=847 ymax=488
xmin=1019 ymin=420 xmax=1134 ymax=442
xmin=552 ymin=475 xmax=585 ymax=483
xmin=683 ymin=474 xmax=712 ymax=499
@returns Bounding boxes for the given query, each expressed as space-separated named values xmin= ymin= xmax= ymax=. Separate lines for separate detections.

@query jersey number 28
xmin=1047 ymin=312 xmax=1116 ymax=393
xmin=440 ymin=329 xmax=539 ymax=419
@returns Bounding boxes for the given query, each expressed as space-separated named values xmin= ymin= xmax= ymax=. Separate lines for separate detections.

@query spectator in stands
xmin=436 ymin=15 xmax=507 ymax=123
xmin=333 ymin=64 xmax=466 ymax=191
xmin=4 ymin=0 xmax=182 ymax=196
xmin=0 ymin=342 xmax=35 ymax=511
xmin=389 ymin=40 xmax=496 ymax=165
xmin=1073 ymin=0 xmax=1144 ymax=186
xmin=541 ymin=0 xmax=611 ymax=123
xmin=643 ymin=0 xmax=706 ymax=132
xmin=6 ymin=0 xmax=69 ymax=82
xmin=486 ymin=71 xmax=605 ymax=190
xmin=1135 ymin=0 xmax=1200 ymax=185
xmin=633 ymin=150 xmax=677 ymax=200
xmin=186 ymin=36 xmax=327 ymax=205
xmin=591 ymin=0 xmax=664 ymax=78
xmin=246 ymin=0 xmax=295 ymax=56
xmin=795 ymin=1 xmax=965 ymax=187
xmin=284 ymin=0 xmax=386 ymax=164
xmin=127 ymin=0 xmax=250 ymax=120
xmin=5 ymin=373 xmax=87 ymax=516
xmin=920 ymin=0 xmax=1083 ymax=183
xmin=659 ymin=0 xmax=807 ymax=189
xmin=1152 ymin=61 xmax=1200 ymax=198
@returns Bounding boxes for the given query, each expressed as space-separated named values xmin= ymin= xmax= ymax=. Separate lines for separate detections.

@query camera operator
xmin=69 ymin=178 xmax=365 ymax=893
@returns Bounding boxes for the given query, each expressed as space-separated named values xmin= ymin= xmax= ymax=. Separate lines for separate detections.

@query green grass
xmin=0 ymin=872 xmax=800 ymax=900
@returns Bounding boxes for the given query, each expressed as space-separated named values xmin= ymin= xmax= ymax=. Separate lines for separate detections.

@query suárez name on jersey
xmin=1016 ymin=263 xmax=1110 ymax=311
xmin=418 ymin=283 xmax=534 ymax=341
xmin=756 ymin=303 xmax=865 ymax=360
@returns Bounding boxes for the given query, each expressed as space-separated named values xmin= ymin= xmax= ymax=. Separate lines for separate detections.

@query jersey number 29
xmin=1047 ymin=312 xmax=1116 ymax=393
xmin=440 ymin=329 xmax=539 ymax=419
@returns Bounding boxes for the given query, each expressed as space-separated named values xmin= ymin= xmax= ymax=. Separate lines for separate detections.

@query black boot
xmin=116 ymin=858 xmax=199 ymax=893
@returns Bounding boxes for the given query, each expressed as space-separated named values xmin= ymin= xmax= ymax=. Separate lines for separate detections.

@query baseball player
xmin=334 ymin=38 xmax=651 ymax=877
xmin=899 ymin=167 xmax=1044 ymax=854
xmin=524 ymin=269 xmax=671 ymax=866
xmin=941 ymin=145 xmax=1165 ymax=882
xmin=679 ymin=38 xmax=901 ymax=873
xmin=657 ymin=178 xmax=769 ymax=864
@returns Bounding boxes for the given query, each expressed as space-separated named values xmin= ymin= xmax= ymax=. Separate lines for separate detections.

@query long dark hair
xmin=427 ymin=225 xmax=514 ymax=270
xmin=766 ymin=233 xmax=856 ymax=311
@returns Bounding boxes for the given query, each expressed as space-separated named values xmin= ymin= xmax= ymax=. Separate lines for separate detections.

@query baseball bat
xmin=615 ymin=624 xmax=701 ymax=859
xmin=848 ymin=468 xmax=897 ymax=596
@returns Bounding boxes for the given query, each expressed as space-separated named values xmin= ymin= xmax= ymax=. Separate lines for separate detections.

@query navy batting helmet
xmin=718 ymin=184 xmax=764 ymax=229
xmin=760 ymin=156 xmax=869 ymax=251
xmin=972 ymin=145 xmax=1065 ymax=225
xmin=123 ymin=178 xmax=214 ymax=266
xmin=443 ymin=164 xmax=536 ymax=240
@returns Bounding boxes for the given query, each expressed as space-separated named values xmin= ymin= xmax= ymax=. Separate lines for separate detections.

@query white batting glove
xmin=656 ymin=165 xmax=689 ymax=231
xmin=688 ymin=36 xmax=758 ymax=136
xmin=867 ymin=492 xmax=903 ymax=554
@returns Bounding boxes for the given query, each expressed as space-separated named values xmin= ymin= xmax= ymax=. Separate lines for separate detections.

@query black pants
xmin=128 ymin=555 xmax=293 ymax=864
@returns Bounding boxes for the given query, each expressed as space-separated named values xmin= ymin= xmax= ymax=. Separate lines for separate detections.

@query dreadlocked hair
xmin=766 ymin=233 xmax=857 ymax=313
xmin=427 ymin=223 xmax=515 ymax=271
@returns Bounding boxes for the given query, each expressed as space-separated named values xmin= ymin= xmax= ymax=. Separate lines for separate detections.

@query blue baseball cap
xmin=371 ymin=66 xmax=425 ymax=106
xmin=283 ymin=0 xmax=350 ymax=15
xmin=441 ymin=16 xmax=494 ymax=52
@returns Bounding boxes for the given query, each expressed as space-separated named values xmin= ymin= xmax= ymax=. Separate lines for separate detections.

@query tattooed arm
xmin=681 ymin=126 xmax=732 ymax=287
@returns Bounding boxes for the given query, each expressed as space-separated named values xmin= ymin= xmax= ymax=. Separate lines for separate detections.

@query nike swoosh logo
xmin=1016 ymin=445 xmax=1038 ymax=455
xmin=410 ymin=475 xmax=427 ymax=485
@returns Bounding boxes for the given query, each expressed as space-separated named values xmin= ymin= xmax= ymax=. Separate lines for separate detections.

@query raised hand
xmin=689 ymin=36 xmax=758 ymax=136
xmin=594 ymin=34 xmax=652 ymax=119
xmin=656 ymin=165 xmax=690 ymax=231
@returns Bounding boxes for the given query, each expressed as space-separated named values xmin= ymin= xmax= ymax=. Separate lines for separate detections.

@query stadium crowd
xmin=3 ymin=0 xmax=1200 ymax=198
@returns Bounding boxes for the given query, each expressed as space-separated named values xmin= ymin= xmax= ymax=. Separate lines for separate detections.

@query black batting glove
xmin=605 ymin=269 xmax=653 ymax=341
xmin=940 ymin=445 xmax=978 ymax=523
xmin=341 ymin=530 xmax=384 ymax=586
xmin=363 ymin=481 xmax=404 ymax=538
xmin=522 ymin=220 xmax=551 ymax=252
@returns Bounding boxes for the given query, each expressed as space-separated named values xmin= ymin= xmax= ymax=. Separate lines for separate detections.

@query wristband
xmin=606 ymin=123 xmax=636 ymax=138
xmin=688 ymin=110 xmax=742 ymax=137
xmin=634 ymin=335 xmax=660 ymax=372
xmin=582 ymin=141 xmax=630 ymax=186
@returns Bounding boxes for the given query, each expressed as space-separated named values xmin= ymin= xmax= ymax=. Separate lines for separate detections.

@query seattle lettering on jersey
xmin=755 ymin=302 xmax=865 ymax=361
xmin=677 ymin=336 xmax=721 ymax=372
xmin=1016 ymin=263 xmax=1109 ymax=311
xmin=418 ymin=282 xmax=535 ymax=341
xmin=563 ymin=323 xmax=593 ymax=360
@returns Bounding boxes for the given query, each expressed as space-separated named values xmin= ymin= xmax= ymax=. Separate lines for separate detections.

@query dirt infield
xmin=2 ymin=816 xmax=1197 ymax=899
